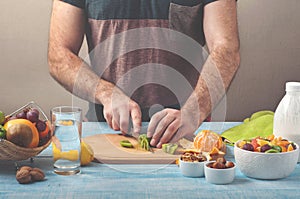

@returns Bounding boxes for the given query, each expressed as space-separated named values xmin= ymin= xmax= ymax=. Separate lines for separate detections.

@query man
xmin=48 ymin=0 xmax=240 ymax=148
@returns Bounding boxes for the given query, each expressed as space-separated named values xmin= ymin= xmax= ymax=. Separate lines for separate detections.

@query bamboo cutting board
xmin=82 ymin=134 xmax=181 ymax=164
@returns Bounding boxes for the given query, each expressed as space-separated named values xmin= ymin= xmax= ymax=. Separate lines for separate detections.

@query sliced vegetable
xmin=162 ymin=143 xmax=178 ymax=154
xmin=120 ymin=140 xmax=134 ymax=148
xmin=138 ymin=134 xmax=151 ymax=151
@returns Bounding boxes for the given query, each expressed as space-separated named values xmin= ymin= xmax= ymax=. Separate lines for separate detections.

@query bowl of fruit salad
xmin=234 ymin=135 xmax=299 ymax=179
xmin=0 ymin=101 xmax=53 ymax=161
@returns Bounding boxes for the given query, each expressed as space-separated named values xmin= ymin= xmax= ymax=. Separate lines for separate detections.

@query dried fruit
xmin=206 ymin=158 xmax=235 ymax=169
xmin=242 ymin=143 xmax=254 ymax=151
xmin=16 ymin=168 xmax=32 ymax=184
xmin=239 ymin=136 xmax=297 ymax=153
xmin=16 ymin=166 xmax=45 ymax=184
xmin=30 ymin=168 xmax=45 ymax=181
xmin=180 ymin=151 xmax=207 ymax=162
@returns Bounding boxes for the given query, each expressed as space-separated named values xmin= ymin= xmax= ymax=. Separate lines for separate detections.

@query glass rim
xmin=51 ymin=106 xmax=82 ymax=114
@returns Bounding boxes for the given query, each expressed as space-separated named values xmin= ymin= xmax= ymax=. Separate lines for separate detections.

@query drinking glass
xmin=51 ymin=106 xmax=82 ymax=175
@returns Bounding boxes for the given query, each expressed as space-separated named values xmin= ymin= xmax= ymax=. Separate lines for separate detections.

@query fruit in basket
xmin=0 ymin=125 xmax=6 ymax=139
xmin=16 ymin=111 xmax=27 ymax=119
xmin=0 ymin=111 xmax=5 ymax=125
xmin=37 ymin=121 xmax=51 ymax=146
xmin=3 ymin=119 xmax=39 ymax=148
xmin=26 ymin=109 xmax=39 ymax=123
xmin=36 ymin=120 xmax=46 ymax=132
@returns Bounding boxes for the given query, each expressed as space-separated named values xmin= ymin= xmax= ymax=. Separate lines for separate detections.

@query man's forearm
xmin=48 ymin=46 xmax=113 ymax=105
xmin=184 ymin=45 xmax=240 ymax=124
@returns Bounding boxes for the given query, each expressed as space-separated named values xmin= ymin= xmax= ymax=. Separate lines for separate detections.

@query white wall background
xmin=0 ymin=0 xmax=300 ymax=121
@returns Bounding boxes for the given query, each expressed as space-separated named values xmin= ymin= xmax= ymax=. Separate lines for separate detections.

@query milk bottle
xmin=273 ymin=82 xmax=300 ymax=162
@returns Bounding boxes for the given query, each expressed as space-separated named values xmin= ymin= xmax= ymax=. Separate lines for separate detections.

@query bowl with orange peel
xmin=234 ymin=135 xmax=299 ymax=179
xmin=0 ymin=101 xmax=53 ymax=161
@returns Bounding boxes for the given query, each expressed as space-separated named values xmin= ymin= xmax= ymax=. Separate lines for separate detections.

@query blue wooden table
xmin=0 ymin=122 xmax=300 ymax=199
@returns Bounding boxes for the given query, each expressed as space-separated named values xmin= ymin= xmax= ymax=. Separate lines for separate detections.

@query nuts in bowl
xmin=234 ymin=136 xmax=299 ymax=179
xmin=179 ymin=150 xmax=207 ymax=177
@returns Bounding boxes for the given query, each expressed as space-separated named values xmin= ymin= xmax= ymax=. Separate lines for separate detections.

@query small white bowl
xmin=204 ymin=161 xmax=236 ymax=184
xmin=179 ymin=159 xmax=205 ymax=177
xmin=234 ymin=141 xmax=299 ymax=180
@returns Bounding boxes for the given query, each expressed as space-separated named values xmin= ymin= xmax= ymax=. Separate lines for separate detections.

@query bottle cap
xmin=286 ymin=82 xmax=300 ymax=92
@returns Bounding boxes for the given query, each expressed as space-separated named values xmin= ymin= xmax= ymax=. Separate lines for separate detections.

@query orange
xmin=4 ymin=119 xmax=39 ymax=148
xmin=193 ymin=130 xmax=226 ymax=153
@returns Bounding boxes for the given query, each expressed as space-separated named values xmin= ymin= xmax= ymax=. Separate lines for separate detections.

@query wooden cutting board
xmin=83 ymin=134 xmax=181 ymax=164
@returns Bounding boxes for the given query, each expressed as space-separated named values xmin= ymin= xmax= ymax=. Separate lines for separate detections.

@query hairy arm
xmin=48 ymin=0 xmax=141 ymax=133
xmin=148 ymin=0 xmax=240 ymax=147
xmin=186 ymin=0 xmax=241 ymax=123
xmin=48 ymin=0 xmax=102 ymax=103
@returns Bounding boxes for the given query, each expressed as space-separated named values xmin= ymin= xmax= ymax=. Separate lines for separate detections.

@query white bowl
xmin=179 ymin=159 xmax=205 ymax=177
xmin=234 ymin=141 xmax=299 ymax=179
xmin=204 ymin=161 xmax=236 ymax=184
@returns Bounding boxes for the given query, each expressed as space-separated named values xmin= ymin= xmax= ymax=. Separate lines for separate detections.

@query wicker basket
xmin=0 ymin=138 xmax=51 ymax=160
xmin=0 ymin=101 xmax=53 ymax=161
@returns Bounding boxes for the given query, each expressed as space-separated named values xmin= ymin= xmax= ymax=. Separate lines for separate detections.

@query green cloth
xmin=221 ymin=111 xmax=274 ymax=144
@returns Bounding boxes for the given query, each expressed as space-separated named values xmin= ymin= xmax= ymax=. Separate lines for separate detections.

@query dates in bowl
xmin=204 ymin=157 xmax=236 ymax=185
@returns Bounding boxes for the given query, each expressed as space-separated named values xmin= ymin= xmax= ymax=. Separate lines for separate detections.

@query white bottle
xmin=273 ymin=82 xmax=300 ymax=162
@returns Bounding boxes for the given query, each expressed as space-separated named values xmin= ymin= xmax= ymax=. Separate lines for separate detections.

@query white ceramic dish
xmin=234 ymin=141 xmax=299 ymax=180
xmin=179 ymin=159 xmax=205 ymax=178
xmin=204 ymin=161 xmax=236 ymax=184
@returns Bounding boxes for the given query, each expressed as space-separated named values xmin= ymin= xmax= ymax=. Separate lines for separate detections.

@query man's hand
xmin=147 ymin=106 xmax=200 ymax=148
xmin=101 ymin=87 xmax=142 ymax=135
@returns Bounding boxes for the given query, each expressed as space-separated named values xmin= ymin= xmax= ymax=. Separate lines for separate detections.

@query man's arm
xmin=186 ymin=0 xmax=240 ymax=122
xmin=148 ymin=0 xmax=240 ymax=147
xmin=48 ymin=1 xmax=100 ymax=104
xmin=48 ymin=0 xmax=142 ymax=133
